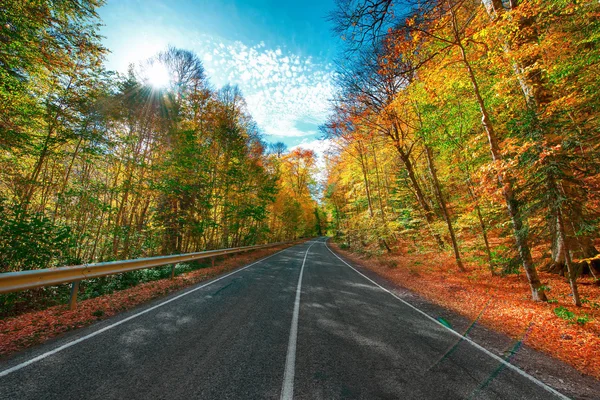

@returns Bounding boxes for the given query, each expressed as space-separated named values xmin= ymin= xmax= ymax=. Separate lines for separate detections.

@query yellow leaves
xmin=501 ymin=137 xmax=533 ymax=156
xmin=543 ymin=94 xmax=578 ymax=118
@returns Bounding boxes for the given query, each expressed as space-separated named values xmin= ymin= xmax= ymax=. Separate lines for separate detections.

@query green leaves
xmin=0 ymin=199 xmax=75 ymax=272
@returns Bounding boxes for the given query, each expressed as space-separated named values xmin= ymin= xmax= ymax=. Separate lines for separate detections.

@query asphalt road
xmin=0 ymin=238 xmax=571 ymax=399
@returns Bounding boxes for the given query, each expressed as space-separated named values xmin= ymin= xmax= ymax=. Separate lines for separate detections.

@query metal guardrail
xmin=0 ymin=240 xmax=302 ymax=309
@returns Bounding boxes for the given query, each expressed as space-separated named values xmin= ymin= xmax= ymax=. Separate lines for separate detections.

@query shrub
xmin=0 ymin=199 xmax=76 ymax=272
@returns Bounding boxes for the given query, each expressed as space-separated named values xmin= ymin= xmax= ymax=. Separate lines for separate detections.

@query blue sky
xmin=98 ymin=0 xmax=339 ymax=152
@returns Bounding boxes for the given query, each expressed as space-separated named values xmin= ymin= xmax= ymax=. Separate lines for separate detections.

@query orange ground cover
xmin=0 ymin=245 xmax=292 ymax=357
xmin=330 ymin=243 xmax=600 ymax=380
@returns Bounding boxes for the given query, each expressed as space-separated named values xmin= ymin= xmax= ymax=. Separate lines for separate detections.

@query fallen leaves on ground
xmin=0 ymin=245 xmax=292 ymax=358
xmin=331 ymin=243 xmax=600 ymax=380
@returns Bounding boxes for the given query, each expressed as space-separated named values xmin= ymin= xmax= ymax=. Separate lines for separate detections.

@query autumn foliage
xmin=0 ymin=1 xmax=321 ymax=318
xmin=325 ymin=0 xmax=600 ymax=301
xmin=324 ymin=0 xmax=600 ymax=377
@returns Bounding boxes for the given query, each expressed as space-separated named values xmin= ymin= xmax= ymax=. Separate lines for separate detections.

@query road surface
xmin=0 ymin=238 xmax=570 ymax=399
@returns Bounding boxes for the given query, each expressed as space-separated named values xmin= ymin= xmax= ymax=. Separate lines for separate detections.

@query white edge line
xmin=280 ymin=241 xmax=317 ymax=400
xmin=324 ymin=241 xmax=570 ymax=400
xmin=0 ymin=245 xmax=296 ymax=378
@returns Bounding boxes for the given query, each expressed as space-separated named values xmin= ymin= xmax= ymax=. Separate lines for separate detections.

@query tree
xmin=327 ymin=0 xmax=600 ymax=302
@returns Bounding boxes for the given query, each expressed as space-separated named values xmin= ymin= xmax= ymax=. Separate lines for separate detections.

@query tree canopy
xmin=324 ymin=0 xmax=600 ymax=305
xmin=0 ymin=1 xmax=320 ymax=274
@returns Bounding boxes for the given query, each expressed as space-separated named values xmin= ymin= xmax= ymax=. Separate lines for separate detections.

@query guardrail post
xmin=170 ymin=264 xmax=176 ymax=280
xmin=69 ymin=281 xmax=80 ymax=310
xmin=211 ymin=257 xmax=215 ymax=268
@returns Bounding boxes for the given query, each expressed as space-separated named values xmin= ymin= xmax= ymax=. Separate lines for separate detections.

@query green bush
xmin=576 ymin=315 xmax=590 ymax=326
xmin=0 ymin=199 xmax=76 ymax=272
xmin=490 ymin=245 xmax=521 ymax=275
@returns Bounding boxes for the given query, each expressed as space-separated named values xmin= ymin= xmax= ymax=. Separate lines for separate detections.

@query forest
xmin=0 ymin=1 xmax=325 ymax=312
xmin=323 ymin=0 xmax=600 ymax=306
xmin=0 ymin=1 xmax=324 ymax=269
xmin=1 ymin=0 xmax=598 ymax=311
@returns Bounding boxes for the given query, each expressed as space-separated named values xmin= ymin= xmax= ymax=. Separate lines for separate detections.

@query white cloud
xmin=195 ymin=37 xmax=334 ymax=138
xmin=113 ymin=31 xmax=334 ymax=140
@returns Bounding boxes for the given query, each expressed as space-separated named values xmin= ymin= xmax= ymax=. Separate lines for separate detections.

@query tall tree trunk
xmin=483 ymin=0 xmax=599 ymax=279
xmin=466 ymin=177 xmax=495 ymax=274
xmin=556 ymin=208 xmax=582 ymax=306
xmin=370 ymin=141 xmax=388 ymax=223
xmin=22 ymin=125 xmax=54 ymax=210
xmin=53 ymin=134 xmax=85 ymax=222
xmin=425 ymin=146 xmax=466 ymax=272
xmin=547 ymin=176 xmax=582 ymax=306
xmin=357 ymin=141 xmax=374 ymax=218
xmin=393 ymin=135 xmax=445 ymax=249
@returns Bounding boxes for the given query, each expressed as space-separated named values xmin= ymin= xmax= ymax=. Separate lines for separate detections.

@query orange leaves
xmin=268 ymin=148 xmax=319 ymax=238
xmin=535 ymin=143 xmax=562 ymax=167
xmin=543 ymin=94 xmax=579 ymax=118
xmin=329 ymin=1 xmax=600 ymax=373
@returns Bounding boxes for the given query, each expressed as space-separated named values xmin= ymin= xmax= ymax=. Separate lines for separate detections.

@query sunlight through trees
xmin=0 ymin=2 xmax=320 ymax=277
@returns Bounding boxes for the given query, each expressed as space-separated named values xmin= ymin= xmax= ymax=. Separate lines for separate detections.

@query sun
xmin=146 ymin=62 xmax=170 ymax=88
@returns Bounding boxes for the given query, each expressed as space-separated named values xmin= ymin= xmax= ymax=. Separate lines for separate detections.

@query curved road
xmin=0 ymin=238 xmax=570 ymax=399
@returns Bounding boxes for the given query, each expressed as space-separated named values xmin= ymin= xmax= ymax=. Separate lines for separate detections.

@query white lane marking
xmin=280 ymin=241 xmax=317 ymax=400
xmin=323 ymin=241 xmax=570 ymax=400
xmin=0 ymin=245 xmax=301 ymax=378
